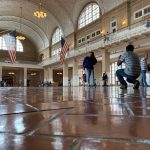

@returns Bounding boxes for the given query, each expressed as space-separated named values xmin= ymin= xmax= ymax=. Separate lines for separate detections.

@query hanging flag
xmin=60 ymin=37 xmax=69 ymax=64
xmin=3 ymin=30 xmax=16 ymax=64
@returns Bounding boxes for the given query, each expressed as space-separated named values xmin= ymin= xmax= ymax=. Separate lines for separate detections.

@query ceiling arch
xmin=0 ymin=0 xmax=63 ymax=51
xmin=0 ymin=0 xmax=128 ymax=51
xmin=0 ymin=16 xmax=50 ymax=50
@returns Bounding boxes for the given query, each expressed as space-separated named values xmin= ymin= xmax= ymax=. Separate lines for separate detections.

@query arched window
xmin=0 ymin=36 xmax=23 ymax=52
xmin=78 ymin=3 xmax=100 ymax=29
xmin=52 ymin=48 xmax=61 ymax=56
xmin=52 ymin=28 xmax=63 ymax=45
xmin=16 ymin=40 xmax=23 ymax=52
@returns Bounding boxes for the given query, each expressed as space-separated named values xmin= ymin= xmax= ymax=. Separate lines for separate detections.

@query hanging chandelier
xmin=16 ymin=35 xmax=26 ymax=40
xmin=34 ymin=0 xmax=47 ymax=19
xmin=16 ymin=7 xmax=26 ymax=40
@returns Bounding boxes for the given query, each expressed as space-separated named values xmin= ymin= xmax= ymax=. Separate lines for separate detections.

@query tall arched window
xmin=16 ymin=40 xmax=23 ymax=52
xmin=78 ymin=3 xmax=100 ymax=29
xmin=52 ymin=28 xmax=63 ymax=45
xmin=0 ymin=36 xmax=23 ymax=52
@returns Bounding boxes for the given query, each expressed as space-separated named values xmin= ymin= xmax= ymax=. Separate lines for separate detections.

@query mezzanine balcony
xmin=40 ymin=19 xmax=150 ymax=67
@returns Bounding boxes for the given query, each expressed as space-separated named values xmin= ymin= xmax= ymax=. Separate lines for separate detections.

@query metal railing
xmin=0 ymin=59 xmax=38 ymax=65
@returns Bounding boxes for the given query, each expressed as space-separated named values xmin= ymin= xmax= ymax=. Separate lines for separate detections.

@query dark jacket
xmin=83 ymin=56 xmax=97 ymax=69
xmin=102 ymin=74 xmax=108 ymax=80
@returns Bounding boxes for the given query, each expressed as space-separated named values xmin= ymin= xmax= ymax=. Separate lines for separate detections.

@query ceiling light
xmin=8 ymin=72 xmax=15 ymax=75
xmin=16 ymin=35 xmax=26 ymax=40
xmin=57 ymin=72 xmax=62 ymax=75
xmin=31 ymin=73 xmax=37 ymax=76
xmin=34 ymin=0 xmax=47 ymax=19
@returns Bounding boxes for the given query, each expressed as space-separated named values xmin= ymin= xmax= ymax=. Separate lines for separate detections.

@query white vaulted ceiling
xmin=0 ymin=0 xmax=127 ymax=51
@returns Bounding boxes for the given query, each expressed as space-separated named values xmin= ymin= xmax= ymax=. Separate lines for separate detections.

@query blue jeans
xmin=85 ymin=68 xmax=94 ymax=86
xmin=141 ymin=70 xmax=148 ymax=86
xmin=116 ymin=69 xmax=139 ymax=85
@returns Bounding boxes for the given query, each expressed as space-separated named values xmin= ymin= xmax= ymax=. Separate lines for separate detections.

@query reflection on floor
xmin=0 ymin=86 xmax=150 ymax=149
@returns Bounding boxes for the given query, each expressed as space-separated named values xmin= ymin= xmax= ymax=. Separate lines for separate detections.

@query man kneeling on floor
xmin=116 ymin=44 xmax=140 ymax=89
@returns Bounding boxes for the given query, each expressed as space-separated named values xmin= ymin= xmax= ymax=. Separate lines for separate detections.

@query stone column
xmin=24 ymin=68 xmax=27 ymax=87
xmin=0 ymin=66 xmax=2 ymax=81
xmin=73 ymin=58 xmax=79 ymax=86
xmin=19 ymin=69 xmax=23 ymax=87
xmin=102 ymin=50 xmax=110 ymax=85
xmin=48 ymin=67 xmax=53 ymax=83
xmin=102 ymin=49 xmax=110 ymax=73
xmin=44 ymin=68 xmax=48 ymax=82
xmin=40 ymin=69 xmax=44 ymax=82
xmin=63 ymin=62 xmax=68 ymax=86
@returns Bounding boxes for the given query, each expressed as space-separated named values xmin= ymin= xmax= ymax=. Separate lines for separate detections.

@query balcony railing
xmin=40 ymin=19 xmax=150 ymax=66
xmin=0 ymin=59 xmax=38 ymax=65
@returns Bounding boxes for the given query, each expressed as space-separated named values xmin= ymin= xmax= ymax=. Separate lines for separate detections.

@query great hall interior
xmin=0 ymin=0 xmax=150 ymax=149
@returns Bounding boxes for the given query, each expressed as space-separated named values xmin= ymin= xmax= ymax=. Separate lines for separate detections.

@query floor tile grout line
xmin=24 ymin=103 xmax=40 ymax=111
xmin=33 ymin=134 xmax=150 ymax=145
xmin=25 ymin=109 xmax=72 ymax=136
xmin=64 ymin=114 xmax=150 ymax=118
xmin=0 ymin=111 xmax=148 ymax=118
xmin=0 ymin=132 xmax=150 ymax=145
xmin=0 ymin=107 xmax=74 ymax=116
xmin=3 ymin=96 xmax=150 ymax=106
xmin=123 ymin=102 xmax=135 ymax=117
xmin=4 ymin=97 xmax=40 ymax=111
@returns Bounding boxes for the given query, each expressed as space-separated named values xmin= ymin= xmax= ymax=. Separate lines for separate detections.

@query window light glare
xmin=0 ymin=37 xmax=23 ymax=52
xmin=78 ymin=3 xmax=100 ymax=29
xmin=52 ymin=28 xmax=62 ymax=45
xmin=122 ymin=20 xmax=127 ymax=25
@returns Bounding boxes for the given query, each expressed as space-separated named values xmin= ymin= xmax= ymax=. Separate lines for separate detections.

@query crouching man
xmin=116 ymin=44 xmax=140 ymax=89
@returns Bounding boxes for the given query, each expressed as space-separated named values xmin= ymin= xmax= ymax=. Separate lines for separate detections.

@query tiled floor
xmin=0 ymin=86 xmax=150 ymax=149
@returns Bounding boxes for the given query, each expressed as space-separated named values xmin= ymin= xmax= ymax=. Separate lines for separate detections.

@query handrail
xmin=0 ymin=59 xmax=38 ymax=65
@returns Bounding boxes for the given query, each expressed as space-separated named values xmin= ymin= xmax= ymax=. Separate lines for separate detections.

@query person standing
xmin=83 ymin=52 xmax=97 ymax=87
xmin=103 ymin=32 xmax=110 ymax=44
xmin=146 ymin=19 xmax=150 ymax=28
xmin=116 ymin=44 xmax=141 ymax=89
xmin=102 ymin=72 xmax=108 ymax=86
xmin=140 ymin=55 xmax=149 ymax=87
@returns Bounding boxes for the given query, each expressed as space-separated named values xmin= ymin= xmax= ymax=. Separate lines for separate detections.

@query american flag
xmin=3 ymin=30 xmax=16 ymax=64
xmin=60 ymin=37 xmax=69 ymax=64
